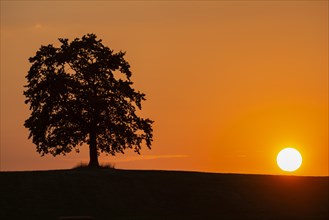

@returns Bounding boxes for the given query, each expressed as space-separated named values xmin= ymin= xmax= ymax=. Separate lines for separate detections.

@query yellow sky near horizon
xmin=1 ymin=1 xmax=328 ymax=176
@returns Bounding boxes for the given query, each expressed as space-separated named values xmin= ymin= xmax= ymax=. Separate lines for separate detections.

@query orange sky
xmin=1 ymin=1 xmax=328 ymax=176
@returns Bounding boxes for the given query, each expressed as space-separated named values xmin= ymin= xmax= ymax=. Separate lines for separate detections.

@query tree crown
xmin=24 ymin=33 xmax=153 ymax=158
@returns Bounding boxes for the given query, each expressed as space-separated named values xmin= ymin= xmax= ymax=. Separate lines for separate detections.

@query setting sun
xmin=277 ymin=148 xmax=302 ymax=172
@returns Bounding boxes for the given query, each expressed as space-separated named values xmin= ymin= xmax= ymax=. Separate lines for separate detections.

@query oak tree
xmin=24 ymin=34 xmax=153 ymax=167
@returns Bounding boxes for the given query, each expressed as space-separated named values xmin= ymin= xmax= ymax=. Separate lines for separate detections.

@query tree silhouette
xmin=24 ymin=34 xmax=153 ymax=167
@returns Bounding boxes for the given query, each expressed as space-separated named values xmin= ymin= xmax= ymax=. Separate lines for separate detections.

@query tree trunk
xmin=88 ymin=129 xmax=99 ymax=167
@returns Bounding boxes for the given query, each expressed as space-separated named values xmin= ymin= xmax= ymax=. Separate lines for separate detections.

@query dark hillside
xmin=0 ymin=169 xmax=328 ymax=220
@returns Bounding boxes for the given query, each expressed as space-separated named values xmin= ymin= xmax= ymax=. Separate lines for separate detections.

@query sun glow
xmin=277 ymin=148 xmax=302 ymax=172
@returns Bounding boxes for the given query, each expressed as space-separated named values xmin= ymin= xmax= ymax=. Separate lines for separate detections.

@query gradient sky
xmin=1 ymin=1 xmax=328 ymax=176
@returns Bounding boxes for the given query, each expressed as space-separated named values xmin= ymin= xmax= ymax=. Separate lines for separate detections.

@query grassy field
xmin=0 ymin=168 xmax=328 ymax=220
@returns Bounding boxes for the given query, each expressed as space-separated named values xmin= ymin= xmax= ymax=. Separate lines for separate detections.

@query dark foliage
xmin=24 ymin=33 xmax=153 ymax=166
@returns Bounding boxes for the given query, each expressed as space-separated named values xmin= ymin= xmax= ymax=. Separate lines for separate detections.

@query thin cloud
xmin=106 ymin=155 xmax=189 ymax=163
xmin=34 ymin=24 xmax=42 ymax=29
